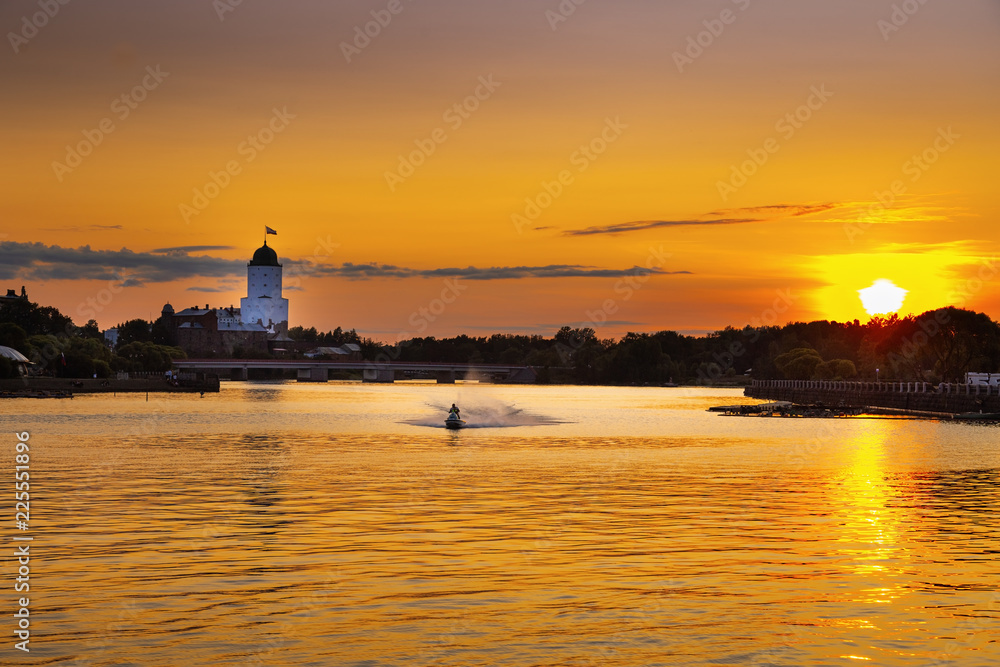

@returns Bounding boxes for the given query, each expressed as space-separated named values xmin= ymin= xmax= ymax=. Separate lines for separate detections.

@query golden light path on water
xmin=1 ymin=384 xmax=998 ymax=666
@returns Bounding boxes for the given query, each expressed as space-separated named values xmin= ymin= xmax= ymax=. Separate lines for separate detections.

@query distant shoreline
xmin=0 ymin=376 xmax=753 ymax=397
xmin=0 ymin=377 xmax=219 ymax=397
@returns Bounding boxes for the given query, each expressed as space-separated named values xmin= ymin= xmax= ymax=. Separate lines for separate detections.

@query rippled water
xmin=2 ymin=383 xmax=998 ymax=666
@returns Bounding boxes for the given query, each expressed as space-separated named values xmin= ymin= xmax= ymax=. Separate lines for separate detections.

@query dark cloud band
xmin=0 ymin=241 xmax=690 ymax=284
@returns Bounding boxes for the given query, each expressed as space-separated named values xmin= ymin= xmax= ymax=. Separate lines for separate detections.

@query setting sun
xmin=858 ymin=280 xmax=908 ymax=316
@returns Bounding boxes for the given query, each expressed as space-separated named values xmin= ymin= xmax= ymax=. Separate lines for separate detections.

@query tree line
xmin=0 ymin=298 xmax=185 ymax=379
xmin=2 ymin=294 xmax=997 ymax=384
xmin=360 ymin=307 xmax=1000 ymax=385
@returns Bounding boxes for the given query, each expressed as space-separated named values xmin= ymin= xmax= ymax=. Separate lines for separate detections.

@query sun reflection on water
xmin=837 ymin=425 xmax=907 ymax=608
xmin=2 ymin=385 xmax=998 ymax=665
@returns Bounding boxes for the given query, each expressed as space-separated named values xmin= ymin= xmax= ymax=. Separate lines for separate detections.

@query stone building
xmin=161 ymin=241 xmax=291 ymax=357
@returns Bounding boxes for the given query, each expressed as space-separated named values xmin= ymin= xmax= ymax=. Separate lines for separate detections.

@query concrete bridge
xmin=172 ymin=359 xmax=537 ymax=384
xmin=746 ymin=379 xmax=1000 ymax=415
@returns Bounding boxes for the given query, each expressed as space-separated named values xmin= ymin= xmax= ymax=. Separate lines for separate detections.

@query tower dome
xmin=250 ymin=242 xmax=281 ymax=267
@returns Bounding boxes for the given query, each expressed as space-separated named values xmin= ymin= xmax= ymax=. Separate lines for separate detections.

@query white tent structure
xmin=0 ymin=345 xmax=31 ymax=376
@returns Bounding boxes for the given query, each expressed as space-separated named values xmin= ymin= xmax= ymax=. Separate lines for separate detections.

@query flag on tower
xmin=265 ymin=226 xmax=278 ymax=235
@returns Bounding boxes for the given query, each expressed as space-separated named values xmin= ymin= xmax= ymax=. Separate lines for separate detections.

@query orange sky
xmin=1 ymin=0 xmax=998 ymax=339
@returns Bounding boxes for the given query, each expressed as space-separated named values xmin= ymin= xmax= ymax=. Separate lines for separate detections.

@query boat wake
xmin=403 ymin=395 xmax=562 ymax=429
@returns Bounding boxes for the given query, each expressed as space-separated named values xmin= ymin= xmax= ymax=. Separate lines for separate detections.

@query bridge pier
xmin=230 ymin=367 xmax=248 ymax=381
xmin=362 ymin=369 xmax=396 ymax=383
xmin=297 ymin=368 xmax=328 ymax=383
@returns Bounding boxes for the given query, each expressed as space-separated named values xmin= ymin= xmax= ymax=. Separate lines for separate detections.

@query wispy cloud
xmin=562 ymin=202 xmax=842 ymax=237
xmin=38 ymin=224 xmax=124 ymax=232
xmin=562 ymin=219 xmax=757 ymax=237
xmin=153 ymin=245 xmax=236 ymax=254
xmin=707 ymin=203 xmax=839 ymax=218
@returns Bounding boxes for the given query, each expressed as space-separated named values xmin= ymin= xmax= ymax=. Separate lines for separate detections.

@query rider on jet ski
xmin=448 ymin=404 xmax=461 ymax=418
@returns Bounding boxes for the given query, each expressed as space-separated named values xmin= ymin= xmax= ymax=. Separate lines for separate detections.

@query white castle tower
xmin=240 ymin=240 xmax=289 ymax=335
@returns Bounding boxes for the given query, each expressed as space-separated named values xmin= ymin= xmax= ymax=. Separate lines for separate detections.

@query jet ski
xmin=445 ymin=408 xmax=466 ymax=430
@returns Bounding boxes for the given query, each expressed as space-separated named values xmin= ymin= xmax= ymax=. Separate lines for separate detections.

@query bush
xmin=114 ymin=342 xmax=186 ymax=372
xmin=775 ymin=348 xmax=823 ymax=380
xmin=814 ymin=359 xmax=858 ymax=380
xmin=0 ymin=357 xmax=16 ymax=379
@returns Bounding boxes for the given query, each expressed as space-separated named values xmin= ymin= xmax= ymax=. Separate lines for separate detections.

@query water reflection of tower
xmin=237 ymin=433 xmax=290 ymax=533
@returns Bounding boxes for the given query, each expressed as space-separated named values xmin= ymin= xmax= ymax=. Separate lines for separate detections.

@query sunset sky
xmin=1 ymin=0 xmax=998 ymax=340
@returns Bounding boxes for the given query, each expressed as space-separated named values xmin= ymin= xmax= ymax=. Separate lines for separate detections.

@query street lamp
xmin=876 ymin=368 xmax=880 ymax=383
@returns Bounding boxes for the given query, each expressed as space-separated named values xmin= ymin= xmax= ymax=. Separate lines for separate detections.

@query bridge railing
xmin=749 ymin=379 xmax=1000 ymax=397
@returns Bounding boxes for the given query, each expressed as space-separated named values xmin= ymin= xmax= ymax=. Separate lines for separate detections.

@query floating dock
xmin=712 ymin=397 xmax=999 ymax=421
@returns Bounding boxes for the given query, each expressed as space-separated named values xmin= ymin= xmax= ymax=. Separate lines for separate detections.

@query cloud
xmin=706 ymin=203 xmax=839 ymax=218
xmin=0 ymin=241 xmax=244 ymax=282
xmin=302 ymin=262 xmax=691 ymax=280
xmin=39 ymin=224 xmax=124 ymax=232
xmin=152 ymin=245 xmax=236 ymax=254
xmin=186 ymin=286 xmax=230 ymax=293
xmin=561 ymin=203 xmax=842 ymax=237
xmin=562 ymin=219 xmax=757 ymax=237
xmin=0 ymin=241 xmax=690 ymax=284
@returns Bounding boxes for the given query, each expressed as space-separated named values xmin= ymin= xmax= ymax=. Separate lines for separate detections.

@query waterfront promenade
xmin=746 ymin=379 xmax=1000 ymax=415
